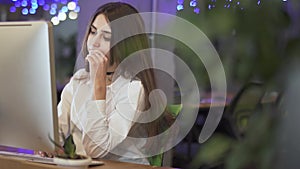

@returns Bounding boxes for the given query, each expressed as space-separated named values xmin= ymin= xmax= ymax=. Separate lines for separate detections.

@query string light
xmin=177 ymin=4 xmax=184 ymax=11
xmin=68 ymin=11 xmax=77 ymax=20
xmin=190 ymin=0 xmax=197 ymax=7
xmin=177 ymin=0 xmax=184 ymax=11
xmin=177 ymin=0 xmax=200 ymax=14
xmin=9 ymin=6 xmax=17 ymax=12
xmin=194 ymin=7 xmax=200 ymax=14
xmin=21 ymin=8 xmax=28 ymax=15
xmin=9 ymin=0 xmax=80 ymax=25
xmin=177 ymin=0 xmax=289 ymax=13
xmin=257 ymin=0 xmax=261 ymax=5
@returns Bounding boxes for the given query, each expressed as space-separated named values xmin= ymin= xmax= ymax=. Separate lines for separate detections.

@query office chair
xmin=224 ymin=81 xmax=265 ymax=139
xmin=188 ymin=81 xmax=266 ymax=169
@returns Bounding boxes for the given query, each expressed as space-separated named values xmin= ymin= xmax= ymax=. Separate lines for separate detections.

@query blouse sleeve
xmin=81 ymin=80 xmax=143 ymax=158
xmin=57 ymin=69 xmax=90 ymax=137
xmin=57 ymin=78 xmax=74 ymax=143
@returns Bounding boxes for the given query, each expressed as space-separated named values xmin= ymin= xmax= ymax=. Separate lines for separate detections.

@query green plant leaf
xmin=189 ymin=133 xmax=234 ymax=168
xmin=63 ymin=134 xmax=77 ymax=159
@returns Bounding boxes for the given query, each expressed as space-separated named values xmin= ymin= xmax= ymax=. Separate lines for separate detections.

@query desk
xmin=199 ymin=93 xmax=233 ymax=109
xmin=177 ymin=91 xmax=278 ymax=166
xmin=0 ymin=155 xmax=175 ymax=169
xmin=174 ymin=94 xmax=232 ymax=166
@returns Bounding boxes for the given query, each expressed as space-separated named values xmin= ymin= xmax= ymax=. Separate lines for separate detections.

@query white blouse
xmin=57 ymin=69 xmax=149 ymax=164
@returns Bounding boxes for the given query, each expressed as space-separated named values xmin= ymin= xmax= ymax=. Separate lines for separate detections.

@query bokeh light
xmin=9 ymin=0 xmax=80 ymax=26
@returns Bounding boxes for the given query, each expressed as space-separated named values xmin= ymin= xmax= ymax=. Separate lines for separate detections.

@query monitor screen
xmin=0 ymin=21 xmax=59 ymax=152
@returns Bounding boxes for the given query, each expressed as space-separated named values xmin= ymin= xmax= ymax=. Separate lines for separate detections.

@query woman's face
xmin=87 ymin=14 xmax=111 ymax=58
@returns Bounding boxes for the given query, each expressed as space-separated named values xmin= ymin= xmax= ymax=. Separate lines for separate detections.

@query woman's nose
xmin=92 ymin=35 xmax=101 ymax=47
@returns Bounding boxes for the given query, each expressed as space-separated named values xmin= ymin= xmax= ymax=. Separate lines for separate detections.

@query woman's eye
xmin=103 ymin=36 xmax=111 ymax=41
xmin=90 ymin=28 xmax=96 ymax=35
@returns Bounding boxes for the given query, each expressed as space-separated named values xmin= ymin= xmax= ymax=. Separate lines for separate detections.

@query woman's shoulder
xmin=73 ymin=69 xmax=89 ymax=77
xmin=64 ymin=69 xmax=89 ymax=88
xmin=71 ymin=69 xmax=89 ymax=81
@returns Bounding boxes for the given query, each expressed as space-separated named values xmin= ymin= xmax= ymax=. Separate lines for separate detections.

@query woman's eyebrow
xmin=91 ymin=24 xmax=111 ymax=34
xmin=102 ymin=30 xmax=111 ymax=34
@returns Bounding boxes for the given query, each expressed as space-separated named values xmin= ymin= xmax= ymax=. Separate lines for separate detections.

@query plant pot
xmin=53 ymin=156 xmax=92 ymax=169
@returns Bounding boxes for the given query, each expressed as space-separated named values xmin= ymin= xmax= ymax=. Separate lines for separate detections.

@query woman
xmin=57 ymin=2 xmax=173 ymax=165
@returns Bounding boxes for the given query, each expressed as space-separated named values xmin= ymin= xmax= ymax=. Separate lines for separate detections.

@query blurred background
xmin=1 ymin=0 xmax=300 ymax=168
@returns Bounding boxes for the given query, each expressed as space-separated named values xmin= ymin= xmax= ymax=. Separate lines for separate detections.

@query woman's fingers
xmin=88 ymin=50 xmax=108 ymax=64
xmin=34 ymin=146 xmax=67 ymax=158
xmin=86 ymin=50 xmax=108 ymax=82
xmin=86 ymin=50 xmax=108 ymax=68
xmin=34 ymin=150 xmax=54 ymax=158
xmin=86 ymin=55 xmax=107 ymax=74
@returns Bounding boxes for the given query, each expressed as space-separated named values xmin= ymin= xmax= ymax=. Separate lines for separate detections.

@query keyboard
xmin=0 ymin=150 xmax=53 ymax=164
xmin=0 ymin=150 xmax=104 ymax=166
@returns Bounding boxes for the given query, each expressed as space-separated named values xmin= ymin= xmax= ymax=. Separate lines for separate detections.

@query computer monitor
xmin=0 ymin=21 xmax=59 ymax=152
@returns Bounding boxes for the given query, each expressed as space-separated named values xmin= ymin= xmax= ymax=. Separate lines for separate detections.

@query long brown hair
xmin=81 ymin=2 xmax=174 ymax=150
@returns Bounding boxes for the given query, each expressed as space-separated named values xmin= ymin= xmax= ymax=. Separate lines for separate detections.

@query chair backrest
xmin=224 ymin=81 xmax=265 ymax=139
xmin=188 ymin=82 xmax=281 ymax=169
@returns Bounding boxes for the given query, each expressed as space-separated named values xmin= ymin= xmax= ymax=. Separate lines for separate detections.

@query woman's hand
xmin=86 ymin=50 xmax=108 ymax=100
xmin=34 ymin=148 xmax=65 ymax=158
xmin=34 ymin=150 xmax=54 ymax=158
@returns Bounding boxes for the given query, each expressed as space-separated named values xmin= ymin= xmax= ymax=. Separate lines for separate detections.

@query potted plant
xmin=49 ymin=132 xmax=92 ymax=169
